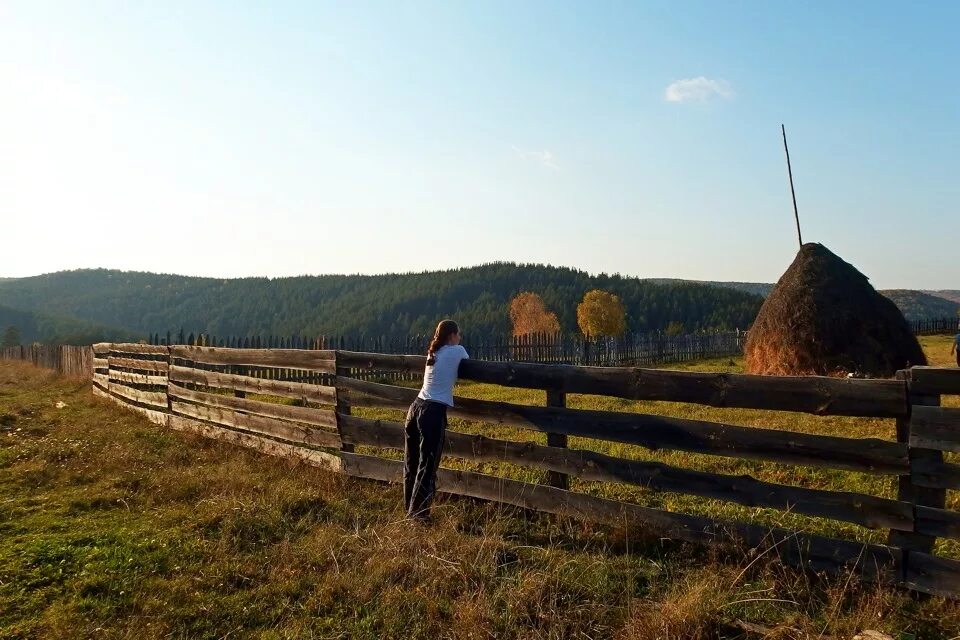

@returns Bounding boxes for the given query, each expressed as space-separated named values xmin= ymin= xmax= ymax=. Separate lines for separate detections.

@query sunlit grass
xmin=1 ymin=335 xmax=958 ymax=637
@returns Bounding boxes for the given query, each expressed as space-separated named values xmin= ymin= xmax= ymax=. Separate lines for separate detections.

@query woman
xmin=404 ymin=319 xmax=468 ymax=521
xmin=952 ymin=330 xmax=960 ymax=367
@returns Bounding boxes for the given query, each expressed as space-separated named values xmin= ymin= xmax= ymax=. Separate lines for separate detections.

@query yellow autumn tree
xmin=509 ymin=292 xmax=561 ymax=336
xmin=576 ymin=289 xmax=626 ymax=337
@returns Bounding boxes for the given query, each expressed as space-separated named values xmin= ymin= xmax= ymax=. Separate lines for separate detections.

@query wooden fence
xmin=151 ymin=317 xmax=958 ymax=368
xmin=913 ymin=317 xmax=960 ymax=336
xmin=0 ymin=344 xmax=93 ymax=377
xmin=85 ymin=341 xmax=960 ymax=598
xmin=150 ymin=330 xmax=748 ymax=368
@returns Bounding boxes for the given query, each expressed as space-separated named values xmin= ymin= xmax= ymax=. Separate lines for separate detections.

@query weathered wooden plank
xmin=108 ymin=356 xmax=169 ymax=373
xmin=107 ymin=382 xmax=168 ymax=409
xmin=93 ymin=383 xmax=169 ymax=426
xmin=339 ymin=453 xmax=901 ymax=583
xmin=909 ymin=367 xmax=960 ymax=396
xmin=169 ymin=384 xmax=336 ymax=428
xmin=110 ymin=343 xmax=169 ymax=355
xmin=337 ymin=377 xmax=427 ymax=409
xmin=92 ymin=357 xmax=109 ymax=370
xmin=124 ymin=403 xmax=169 ymax=426
xmin=339 ymin=378 xmax=909 ymax=475
xmin=108 ymin=369 xmax=169 ymax=386
xmin=171 ymin=400 xmax=340 ymax=448
xmin=168 ymin=415 xmax=342 ymax=472
xmin=92 ymin=343 xmax=112 ymax=356
xmin=336 ymin=351 xmax=908 ymax=418
xmin=910 ymin=406 xmax=960 ymax=452
xmin=340 ymin=451 xmax=401 ymax=482
xmin=338 ymin=414 xmax=913 ymax=531
xmin=910 ymin=458 xmax=960 ymax=490
xmin=170 ymin=345 xmax=335 ymax=372
xmin=904 ymin=552 xmax=960 ymax=598
xmin=92 ymin=372 xmax=110 ymax=389
xmin=915 ymin=506 xmax=960 ymax=540
xmin=337 ymin=351 xmax=426 ymax=375
xmin=169 ymin=365 xmax=336 ymax=404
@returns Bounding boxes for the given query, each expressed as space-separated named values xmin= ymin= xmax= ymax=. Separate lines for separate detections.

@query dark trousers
xmin=404 ymin=398 xmax=448 ymax=519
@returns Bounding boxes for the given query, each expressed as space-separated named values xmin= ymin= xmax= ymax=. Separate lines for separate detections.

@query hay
xmin=744 ymin=243 xmax=926 ymax=377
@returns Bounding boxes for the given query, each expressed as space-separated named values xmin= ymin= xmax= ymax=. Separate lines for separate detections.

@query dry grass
xmin=1 ymin=337 xmax=960 ymax=638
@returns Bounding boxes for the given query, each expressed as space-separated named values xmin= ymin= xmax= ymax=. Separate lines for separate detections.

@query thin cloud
xmin=512 ymin=146 xmax=558 ymax=169
xmin=664 ymin=77 xmax=734 ymax=103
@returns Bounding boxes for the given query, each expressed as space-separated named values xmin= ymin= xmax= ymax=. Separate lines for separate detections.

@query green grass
xmin=0 ymin=337 xmax=959 ymax=638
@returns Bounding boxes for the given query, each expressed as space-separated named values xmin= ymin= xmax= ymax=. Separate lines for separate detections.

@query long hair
xmin=426 ymin=319 xmax=459 ymax=366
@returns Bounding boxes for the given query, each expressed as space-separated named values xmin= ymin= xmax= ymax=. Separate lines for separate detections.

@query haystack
xmin=744 ymin=243 xmax=926 ymax=377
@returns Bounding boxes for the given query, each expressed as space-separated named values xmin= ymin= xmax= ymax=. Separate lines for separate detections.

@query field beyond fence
xmin=150 ymin=315 xmax=957 ymax=367
xmin=52 ymin=340 xmax=959 ymax=600
xmin=3 ymin=316 xmax=954 ymax=379
xmin=149 ymin=329 xmax=749 ymax=369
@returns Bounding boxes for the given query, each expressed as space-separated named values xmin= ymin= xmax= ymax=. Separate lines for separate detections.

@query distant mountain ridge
xmin=926 ymin=290 xmax=960 ymax=305
xmin=647 ymin=279 xmax=774 ymax=298
xmin=880 ymin=290 xmax=960 ymax=322
xmin=0 ymin=265 xmax=763 ymax=340
xmin=659 ymin=279 xmax=959 ymax=322
xmin=0 ymin=266 xmax=953 ymax=344
xmin=0 ymin=303 xmax=136 ymax=345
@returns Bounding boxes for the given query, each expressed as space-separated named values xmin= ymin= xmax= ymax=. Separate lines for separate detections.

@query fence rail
xmin=66 ymin=341 xmax=960 ymax=599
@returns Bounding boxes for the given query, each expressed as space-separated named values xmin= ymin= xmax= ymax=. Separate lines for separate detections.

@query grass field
xmin=1 ymin=337 xmax=959 ymax=638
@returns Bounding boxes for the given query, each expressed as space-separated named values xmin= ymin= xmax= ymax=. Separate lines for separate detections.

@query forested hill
xmin=927 ymin=290 xmax=960 ymax=305
xmin=648 ymin=279 xmax=774 ymax=298
xmin=0 ymin=265 xmax=763 ymax=338
xmin=880 ymin=290 xmax=960 ymax=321
xmin=0 ymin=304 xmax=136 ymax=345
xmin=656 ymin=280 xmax=960 ymax=321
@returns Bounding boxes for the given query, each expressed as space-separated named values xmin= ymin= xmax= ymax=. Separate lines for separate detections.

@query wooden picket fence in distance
xmin=913 ymin=317 xmax=960 ymax=336
xmin=88 ymin=341 xmax=960 ymax=599
xmin=0 ymin=344 xmax=94 ymax=377
xmin=150 ymin=330 xmax=749 ymax=372
xmin=151 ymin=315 xmax=959 ymax=370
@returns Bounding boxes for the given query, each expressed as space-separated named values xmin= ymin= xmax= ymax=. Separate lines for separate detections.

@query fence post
xmin=889 ymin=369 xmax=946 ymax=575
xmin=546 ymin=389 xmax=568 ymax=490
xmin=335 ymin=352 xmax=354 ymax=453
xmin=234 ymin=379 xmax=246 ymax=399
xmin=163 ymin=344 xmax=173 ymax=415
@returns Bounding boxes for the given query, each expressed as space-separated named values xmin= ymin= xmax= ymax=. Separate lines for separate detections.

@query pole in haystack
xmin=781 ymin=124 xmax=803 ymax=248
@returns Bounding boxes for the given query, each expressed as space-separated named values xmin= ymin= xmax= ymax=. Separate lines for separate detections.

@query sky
xmin=1 ymin=1 xmax=958 ymax=289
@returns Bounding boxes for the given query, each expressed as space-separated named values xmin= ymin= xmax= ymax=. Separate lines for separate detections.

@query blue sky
xmin=1 ymin=1 xmax=957 ymax=288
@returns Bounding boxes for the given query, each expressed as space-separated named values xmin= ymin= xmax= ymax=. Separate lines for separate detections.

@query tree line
xmin=0 ymin=303 xmax=135 ymax=347
xmin=0 ymin=264 xmax=764 ymax=341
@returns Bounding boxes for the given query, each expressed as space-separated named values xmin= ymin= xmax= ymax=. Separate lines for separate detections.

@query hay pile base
xmin=744 ymin=243 xmax=926 ymax=377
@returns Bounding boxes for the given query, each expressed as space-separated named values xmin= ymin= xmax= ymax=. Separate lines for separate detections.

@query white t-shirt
xmin=418 ymin=344 xmax=469 ymax=407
